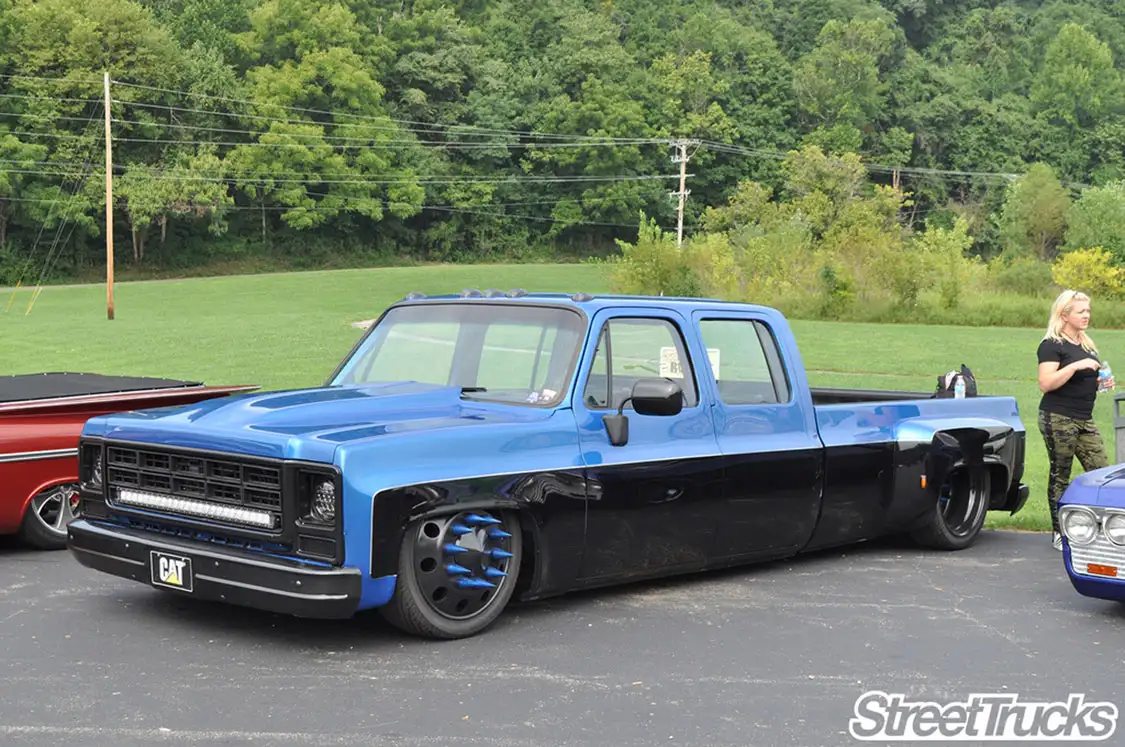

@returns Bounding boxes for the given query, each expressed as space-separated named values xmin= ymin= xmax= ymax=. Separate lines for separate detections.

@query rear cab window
xmin=698 ymin=318 xmax=791 ymax=405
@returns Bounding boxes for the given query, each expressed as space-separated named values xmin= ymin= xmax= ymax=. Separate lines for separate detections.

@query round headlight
xmin=308 ymin=479 xmax=336 ymax=523
xmin=1104 ymin=514 xmax=1125 ymax=545
xmin=1062 ymin=508 xmax=1099 ymax=545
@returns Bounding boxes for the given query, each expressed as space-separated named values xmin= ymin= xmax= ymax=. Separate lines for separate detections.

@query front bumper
xmin=67 ymin=519 xmax=362 ymax=619
xmin=1064 ymin=546 xmax=1125 ymax=602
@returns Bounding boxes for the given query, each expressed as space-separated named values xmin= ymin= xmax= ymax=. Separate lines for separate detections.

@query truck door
xmin=572 ymin=308 xmax=724 ymax=581
xmin=691 ymin=310 xmax=823 ymax=558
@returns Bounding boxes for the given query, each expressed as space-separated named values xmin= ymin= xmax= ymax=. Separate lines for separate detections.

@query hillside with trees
xmin=1 ymin=0 xmax=1125 ymax=323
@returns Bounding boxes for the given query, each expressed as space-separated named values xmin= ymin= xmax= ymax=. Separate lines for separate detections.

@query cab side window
xmin=699 ymin=318 xmax=790 ymax=405
xmin=582 ymin=317 xmax=698 ymax=410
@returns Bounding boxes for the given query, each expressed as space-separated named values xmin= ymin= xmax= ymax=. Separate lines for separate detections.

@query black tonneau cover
xmin=0 ymin=372 xmax=202 ymax=404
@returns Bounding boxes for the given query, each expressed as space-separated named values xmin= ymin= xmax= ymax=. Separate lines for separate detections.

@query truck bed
xmin=0 ymin=372 xmax=203 ymax=404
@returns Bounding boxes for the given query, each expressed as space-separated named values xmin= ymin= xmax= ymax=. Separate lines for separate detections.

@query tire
xmin=18 ymin=483 xmax=81 ymax=551
xmin=379 ymin=509 xmax=523 ymax=639
xmin=910 ymin=469 xmax=990 ymax=551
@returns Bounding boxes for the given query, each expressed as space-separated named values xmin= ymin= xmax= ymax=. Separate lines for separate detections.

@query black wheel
xmin=379 ymin=509 xmax=522 ymax=639
xmin=911 ymin=469 xmax=990 ymax=550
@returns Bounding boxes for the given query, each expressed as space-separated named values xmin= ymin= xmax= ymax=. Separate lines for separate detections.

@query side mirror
xmin=603 ymin=378 xmax=685 ymax=446
xmin=631 ymin=378 xmax=684 ymax=417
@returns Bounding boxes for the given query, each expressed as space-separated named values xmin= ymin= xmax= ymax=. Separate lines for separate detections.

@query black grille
xmin=105 ymin=444 xmax=284 ymax=526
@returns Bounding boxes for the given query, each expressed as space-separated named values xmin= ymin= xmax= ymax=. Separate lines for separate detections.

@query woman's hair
xmin=1045 ymin=289 xmax=1098 ymax=353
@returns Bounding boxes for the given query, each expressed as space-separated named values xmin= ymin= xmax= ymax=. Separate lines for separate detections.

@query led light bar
xmin=115 ymin=488 xmax=277 ymax=529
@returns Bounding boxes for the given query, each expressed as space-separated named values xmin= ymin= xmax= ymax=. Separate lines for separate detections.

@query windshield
xmin=330 ymin=302 xmax=586 ymax=406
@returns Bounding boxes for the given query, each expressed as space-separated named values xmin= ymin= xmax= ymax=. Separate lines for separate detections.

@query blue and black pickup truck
xmin=67 ymin=291 xmax=1029 ymax=638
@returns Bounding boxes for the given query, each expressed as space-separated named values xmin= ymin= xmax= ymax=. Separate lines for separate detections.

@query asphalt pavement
xmin=1 ymin=529 xmax=1122 ymax=747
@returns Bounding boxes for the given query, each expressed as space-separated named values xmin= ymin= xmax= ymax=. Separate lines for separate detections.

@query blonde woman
xmin=1037 ymin=290 xmax=1113 ymax=550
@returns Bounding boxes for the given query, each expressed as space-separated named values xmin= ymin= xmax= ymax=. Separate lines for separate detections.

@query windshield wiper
xmin=460 ymin=386 xmax=488 ymax=394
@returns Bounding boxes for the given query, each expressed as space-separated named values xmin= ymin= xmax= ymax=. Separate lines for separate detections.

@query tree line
xmin=1 ymin=0 xmax=1125 ymax=286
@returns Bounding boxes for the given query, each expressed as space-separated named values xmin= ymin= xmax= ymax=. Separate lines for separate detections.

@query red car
xmin=0 ymin=372 xmax=258 ymax=550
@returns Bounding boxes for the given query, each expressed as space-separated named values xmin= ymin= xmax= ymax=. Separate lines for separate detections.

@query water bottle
xmin=1099 ymin=361 xmax=1114 ymax=393
xmin=954 ymin=376 xmax=965 ymax=399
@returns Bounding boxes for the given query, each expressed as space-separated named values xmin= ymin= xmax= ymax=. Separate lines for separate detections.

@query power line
xmin=0 ymin=111 xmax=113 ymax=126
xmin=109 ymin=80 xmax=662 ymax=143
xmin=103 ymin=170 xmax=687 ymax=186
xmin=189 ymin=195 xmax=662 ymax=212
xmin=108 ymin=117 xmax=664 ymax=147
xmin=699 ymin=141 xmax=1023 ymax=182
xmin=108 ymin=133 xmax=665 ymax=150
xmin=419 ymin=205 xmax=675 ymax=231
xmin=111 ymin=101 xmax=664 ymax=145
xmin=5 ymin=103 xmax=103 ymax=313
xmin=0 ymin=92 xmax=101 ymax=107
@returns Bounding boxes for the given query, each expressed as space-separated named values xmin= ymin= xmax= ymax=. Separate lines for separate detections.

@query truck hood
xmin=82 ymin=381 xmax=550 ymax=463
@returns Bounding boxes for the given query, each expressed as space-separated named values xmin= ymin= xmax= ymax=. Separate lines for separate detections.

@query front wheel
xmin=379 ymin=509 xmax=522 ymax=639
xmin=911 ymin=469 xmax=990 ymax=551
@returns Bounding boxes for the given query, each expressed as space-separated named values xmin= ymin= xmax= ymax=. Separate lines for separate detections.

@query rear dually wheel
xmin=911 ymin=469 xmax=990 ymax=551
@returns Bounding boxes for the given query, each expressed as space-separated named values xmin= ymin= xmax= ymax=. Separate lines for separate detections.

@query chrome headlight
xmin=1104 ymin=513 xmax=1125 ymax=545
xmin=1062 ymin=507 xmax=1099 ymax=546
xmin=299 ymin=473 xmax=339 ymax=526
xmin=309 ymin=479 xmax=336 ymax=523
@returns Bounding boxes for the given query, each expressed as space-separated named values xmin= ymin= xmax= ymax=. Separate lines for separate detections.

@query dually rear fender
xmin=889 ymin=417 xmax=1025 ymax=526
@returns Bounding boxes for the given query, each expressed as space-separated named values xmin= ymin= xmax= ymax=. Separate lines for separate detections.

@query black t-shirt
xmin=1037 ymin=337 xmax=1101 ymax=420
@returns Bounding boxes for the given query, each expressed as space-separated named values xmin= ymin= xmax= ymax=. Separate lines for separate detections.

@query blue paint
xmin=1060 ymin=463 xmax=1125 ymax=508
xmin=359 ymin=574 xmax=397 ymax=608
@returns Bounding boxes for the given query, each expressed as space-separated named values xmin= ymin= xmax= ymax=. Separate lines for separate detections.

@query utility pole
xmin=104 ymin=71 xmax=115 ymax=320
xmin=669 ymin=139 xmax=699 ymax=248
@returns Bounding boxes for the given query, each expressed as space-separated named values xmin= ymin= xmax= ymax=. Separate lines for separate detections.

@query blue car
xmin=67 ymin=291 xmax=1030 ymax=638
xmin=1058 ymin=465 xmax=1125 ymax=599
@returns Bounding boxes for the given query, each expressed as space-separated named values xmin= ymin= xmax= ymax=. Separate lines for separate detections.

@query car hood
xmin=82 ymin=381 xmax=550 ymax=462
xmin=1067 ymin=464 xmax=1125 ymax=507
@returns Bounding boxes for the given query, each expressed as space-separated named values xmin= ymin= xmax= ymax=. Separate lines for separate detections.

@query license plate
xmin=150 ymin=550 xmax=193 ymax=593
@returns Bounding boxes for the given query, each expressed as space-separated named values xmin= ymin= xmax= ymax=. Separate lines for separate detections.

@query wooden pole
xmin=104 ymin=71 xmax=114 ymax=320
xmin=676 ymin=141 xmax=687 ymax=249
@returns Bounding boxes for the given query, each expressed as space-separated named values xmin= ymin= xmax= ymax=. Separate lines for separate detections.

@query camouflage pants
xmin=1038 ymin=410 xmax=1110 ymax=533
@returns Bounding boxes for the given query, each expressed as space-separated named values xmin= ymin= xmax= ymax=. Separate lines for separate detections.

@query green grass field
xmin=5 ymin=262 xmax=1120 ymax=534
